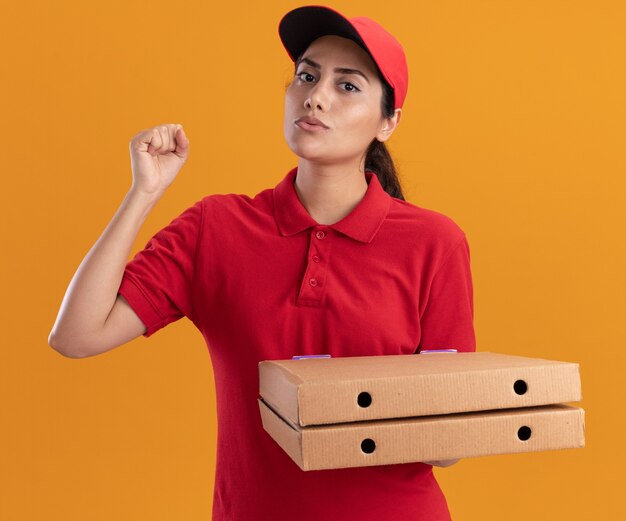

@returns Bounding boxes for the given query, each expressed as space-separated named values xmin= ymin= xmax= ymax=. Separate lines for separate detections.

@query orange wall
xmin=2 ymin=0 xmax=624 ymax=519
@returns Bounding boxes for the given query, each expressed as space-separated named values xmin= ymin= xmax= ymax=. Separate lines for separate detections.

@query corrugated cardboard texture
xmin=258 ymin=352 xmax=581 ymax=426
xmin=258 ymin=398 xmax=585 ymax=471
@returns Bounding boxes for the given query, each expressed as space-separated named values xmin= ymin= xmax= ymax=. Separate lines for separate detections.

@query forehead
xmin=301 ymin=35 xmax=378 ymax=72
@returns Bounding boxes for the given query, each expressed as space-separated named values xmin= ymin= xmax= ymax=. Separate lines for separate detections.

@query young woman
xmin=49 ymin=5 xmax=475 ymax=520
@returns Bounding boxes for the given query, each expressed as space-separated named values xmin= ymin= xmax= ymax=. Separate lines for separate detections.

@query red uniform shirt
xmin=118 ymin=166 xmax=476 ymax=521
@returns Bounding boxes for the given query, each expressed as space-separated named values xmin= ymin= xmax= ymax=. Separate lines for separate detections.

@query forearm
xmin=49 ymin=189 xmax=161 ymax=353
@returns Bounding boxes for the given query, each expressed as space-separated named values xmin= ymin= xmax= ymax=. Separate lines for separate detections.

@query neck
xmin=294 ymin=160 xmax=369 ymax=225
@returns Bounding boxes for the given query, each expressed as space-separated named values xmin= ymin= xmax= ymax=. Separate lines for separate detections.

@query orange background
xmin=2 ymin=0 xmax=624 ymax=519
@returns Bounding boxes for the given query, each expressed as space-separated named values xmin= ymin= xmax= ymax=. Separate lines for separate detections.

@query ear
xmin=376 ymin=108 xmax=402 ymax=143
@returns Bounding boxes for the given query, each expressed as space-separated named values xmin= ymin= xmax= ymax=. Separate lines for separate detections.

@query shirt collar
xmin=273 ymin=166 xmax=391 ymax=243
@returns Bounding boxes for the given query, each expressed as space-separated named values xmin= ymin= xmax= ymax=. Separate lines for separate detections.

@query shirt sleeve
xmin=117 ymin=198 xmax=204 ymax=338
xmin=417 ymin=234 xmax=476 ymax=353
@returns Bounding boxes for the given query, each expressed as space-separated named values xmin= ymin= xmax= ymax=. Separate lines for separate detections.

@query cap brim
xmin=278 ymin=5 xmax=367 ymax=62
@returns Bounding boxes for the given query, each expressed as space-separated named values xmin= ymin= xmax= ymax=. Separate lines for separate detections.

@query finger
xmin=159 ymin=125 xmax=170 ymax=153
xmin=169 ymin=124 xmax=181 ymax=151
xmin=147 ymin=128 xmax=162 ymax=155
xmin=174 ymin=125 xmax=188 ymax=154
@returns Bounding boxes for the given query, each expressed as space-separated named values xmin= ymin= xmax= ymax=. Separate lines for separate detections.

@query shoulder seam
xmin=431 ymin=233 xmax=467 ymax=281
xmin=190 ymin=198 xmax=205 ymax=324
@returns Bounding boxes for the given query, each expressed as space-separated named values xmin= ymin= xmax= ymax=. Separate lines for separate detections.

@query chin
xmin=286 ymin=140 xmax=329 ymax=162
xmin=293 ymin=150 xmax=339 ymax=166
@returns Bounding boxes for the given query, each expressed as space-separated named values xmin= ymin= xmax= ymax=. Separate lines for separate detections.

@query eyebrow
xmin=295 ymin=57 xmax=371 ymax=84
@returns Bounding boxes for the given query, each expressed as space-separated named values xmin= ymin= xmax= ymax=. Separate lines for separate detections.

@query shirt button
xmin=312 ymin=255 xmax=320 ymax=263
xmin=315 ymin=231 xmax=326 ymax=240
xmin=309 ymin=278 xmax=318 ymax=287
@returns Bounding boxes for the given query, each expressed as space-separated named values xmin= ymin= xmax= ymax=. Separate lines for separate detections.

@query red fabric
xmin=118 ymin=166 xmax=476 ymax=521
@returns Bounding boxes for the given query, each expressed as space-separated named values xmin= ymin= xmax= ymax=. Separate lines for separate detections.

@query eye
xmin=340 ymin=82 xmax=360 ymax=93
xmin=296 ymin=71 xmax=315 ymax=83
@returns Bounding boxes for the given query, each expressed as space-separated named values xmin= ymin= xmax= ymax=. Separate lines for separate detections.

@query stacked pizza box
xmin=257 ymin=351 xmax=585 ymax=471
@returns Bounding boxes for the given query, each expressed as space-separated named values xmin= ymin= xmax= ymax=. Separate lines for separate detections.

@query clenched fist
xmin=129 ymin=123 xmax=189 ymax=196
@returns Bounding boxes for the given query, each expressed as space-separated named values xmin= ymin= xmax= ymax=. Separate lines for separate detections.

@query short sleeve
xmin=417 ymin=234 xmax=476 ymax=353
xmin=117 ymin=198 xmax=204 ymax=338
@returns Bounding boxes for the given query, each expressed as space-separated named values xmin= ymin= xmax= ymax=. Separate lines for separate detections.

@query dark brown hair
xmin=365 ymin=72 xmax=404 ymax=200
xmin=290 ymin=50 xmax=405 ymax=201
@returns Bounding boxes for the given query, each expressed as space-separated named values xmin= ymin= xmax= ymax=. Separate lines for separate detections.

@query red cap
xmin=278 ymin=5 xmax=409 ymax=110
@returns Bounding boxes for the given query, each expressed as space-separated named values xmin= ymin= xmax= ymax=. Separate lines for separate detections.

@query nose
xmin=304 ymin=79 xmax=330 ymax=112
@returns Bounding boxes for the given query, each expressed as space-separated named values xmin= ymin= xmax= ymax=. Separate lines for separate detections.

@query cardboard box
xmin=258 ymin=352 xmax=582 ymax=426
xmin=258 ymin=352 xmax=585 ymax=471
xmin=258 ymin=398 xmax=585 ymax=471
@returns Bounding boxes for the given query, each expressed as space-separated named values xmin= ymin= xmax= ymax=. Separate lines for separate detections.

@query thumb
xmin=175 ymin=126 xmax=189 ymax=154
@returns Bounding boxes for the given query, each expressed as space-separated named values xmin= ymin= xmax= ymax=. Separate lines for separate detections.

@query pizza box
xmin=258 ymin=397 xmax=585 ymax=471
xmin=258 ymin=352 xmax=581 ymax=427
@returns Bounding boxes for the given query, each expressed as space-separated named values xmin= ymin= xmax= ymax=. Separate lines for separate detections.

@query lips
xmin=295 ymin=115 xmax=329 ymax=130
